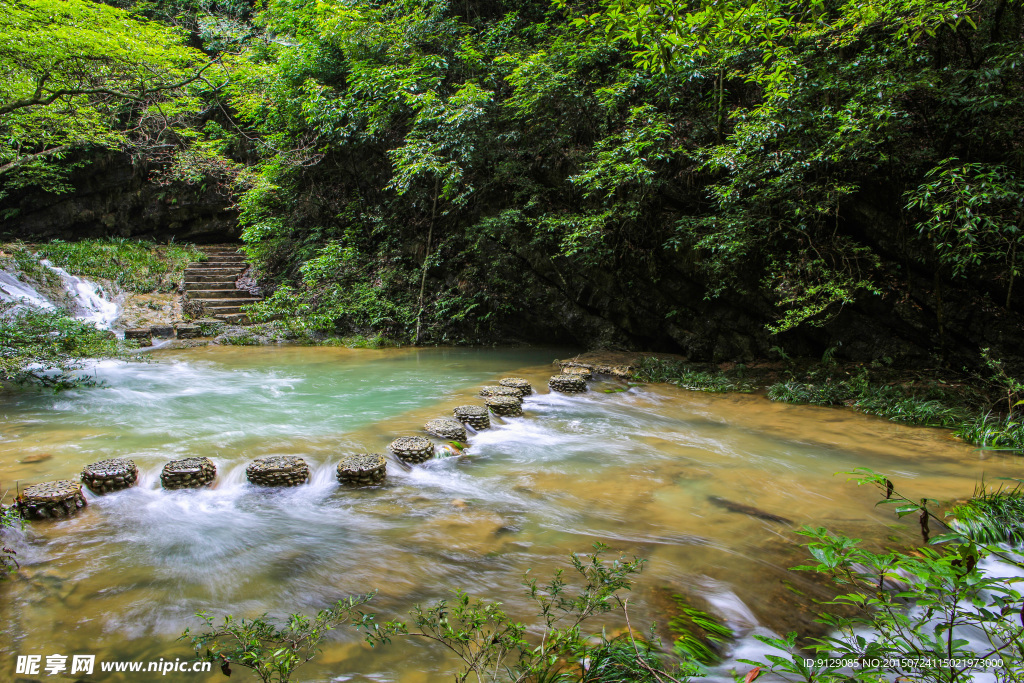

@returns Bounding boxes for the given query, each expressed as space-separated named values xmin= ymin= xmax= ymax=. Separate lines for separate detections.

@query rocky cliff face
xmin=0 ymin=153 xmax=239 ymax=243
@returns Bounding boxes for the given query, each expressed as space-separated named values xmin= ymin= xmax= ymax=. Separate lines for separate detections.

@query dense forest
xmin=2 ymin=0 xmax=1023 ymax=365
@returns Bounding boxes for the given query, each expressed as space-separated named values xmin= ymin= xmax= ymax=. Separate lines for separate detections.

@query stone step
xmin=203 ymin=305 xmax=251 ymax=315
xmin=184 ymin=276 xmax=237 ymax=285
xmin=183 ymin=282 xmax=237 ymax=291
xmin=187 ymin=289 xmax=254 ymax=299
xmin=185 ymin=267 xmax=245 ymax=276
xmin=215 ymin=313 xmax=250 ymax=324
xmin=200 ymin=260 xmax=247 ymax=267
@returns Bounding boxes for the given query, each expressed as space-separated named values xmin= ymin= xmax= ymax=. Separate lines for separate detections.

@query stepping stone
xmin=424 ymin=418 xmax=467 ymax=441
xmin=336 ymin=453 xmax=387 ymax=486
xmin=125 ymin=328 xmax=152 ymax=346
xmin=562 ymin=366 xmax=593 ymax=380
xmin=499 ymin=377 xmax=533 ymax=396
xmin=175 ymin=324 xmax=201 ymax=339
xmin=246 ymin=456 xmax=309 ymax=487
xmin=161 ymin=457 xmax=216 ymax=489
xmin=81 ymin=458 xmax=139 ymax=494
xmin=485 ymin=396 xmax=523 ymax=417
xmin=17 ymin=480 xmax=87 ymax=520
xmin=453 ymin=405 xmax=490 ymax=430
xmin=150 ymin=325 xmax=174 ymax=339
xmin=549 ymin=374 xmax=587 ymax=394
xmin=479 ymin=385 xmax=522 ymax=399
xmin=388 ymin=436 xmax=435 ymax=464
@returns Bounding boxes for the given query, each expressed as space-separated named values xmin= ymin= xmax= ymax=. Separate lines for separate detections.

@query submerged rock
xmin=246 ymin=456 xmax=310 ymax=487
xmin=81 ymin=458 xmax=139 ymax=494
xmin=707 ymin=496 xmax=792 ymax=524
xmin=17 ymin=480 xmax=87 ymax=520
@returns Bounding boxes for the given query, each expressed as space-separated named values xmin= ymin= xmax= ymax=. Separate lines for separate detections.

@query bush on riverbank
xmin=0 ymin=305 xmax=130 ymax=389
xmin=34 ymin=238 xmax=204 ymax=293
xmin=632 ymin=355 xmax=1024 ymax=452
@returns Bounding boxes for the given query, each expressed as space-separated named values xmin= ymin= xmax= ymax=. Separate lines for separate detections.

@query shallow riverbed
xmin=1 ymin=346 xmax=1019 ymax=682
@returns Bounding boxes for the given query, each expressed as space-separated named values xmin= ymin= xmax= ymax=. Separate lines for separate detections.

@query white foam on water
xmin=0 ymin=270 xmax=55 ymax=312
xmin=40 ymin=259 xmax=120 ymax=329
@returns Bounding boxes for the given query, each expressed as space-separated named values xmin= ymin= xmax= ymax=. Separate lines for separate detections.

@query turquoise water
xmin=0 ymin=346 xmax=1018 ymax=682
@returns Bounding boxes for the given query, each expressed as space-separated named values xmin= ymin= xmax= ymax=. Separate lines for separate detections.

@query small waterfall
xmin=0 ymin=270 xmax=55 ymax=313
xmin=41 ymin=260 xmax=120 ymax=329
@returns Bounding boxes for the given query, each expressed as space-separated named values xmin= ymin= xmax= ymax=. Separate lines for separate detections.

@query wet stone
xmin=479 ymin=385 xmax=521 ymax=399
xmin=498 ymin=377 xmax=533 ymax=396
xmin=453 ymin=405 xmax=490 ymax=430
xmin=161 ymin=457 xmax=216 ymax=489
xmin=485 ymin=395 xmax=523 ymax=417
xmin=150 ymin=324 xmax=174 ymax=339
xmin=549 ymin=374 xmax=588 ymax=394
xmin=562 ymin=366 xmax=593 ymax=380
xmin=81 ymin=458 xmax=139 ymax=494
xmin=246 ymin=456 xmax=310 ymax=487
xmin=389 ymin=436 xmax=435 ymax=464
xmin=17 ymin=480 xmax=87 ymax=520
xmin=337 ymin=453 xmax=387 ymax=486
xmin=175 ymin=324 xmax=201 ymax=339
xmin=424 ymin=418 xmax=467 ymax=441
xmin=124 ymin=328 xmax=152 ymax=346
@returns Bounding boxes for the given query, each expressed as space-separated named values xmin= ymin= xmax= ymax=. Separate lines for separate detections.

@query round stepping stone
xmin=499 ymin=377 xmax=533 ymax=396
xmin=562 ymin=366 xmax=593 ymax=380
xmin=389 ymin=436 xmax=435 ymax=464
xmin=549 ymin=374 xmax=588 ymax=394
xmin=485 ymin=395 xmax=523 ymax=417
xmin=17 ymin=480 xmax=87 ymax=520
xmin=246 ymin=456 xmax=309 ymax=487
xmin=424 ymin=418 xmax=467 ymax=441
xmin=480 ymin=385 xmax=521 ymax=399
xmin=161 ymin=457 xmax=216 ymax=489
xmin=337 ymin=453 xmax=387 ymax=486
xmin=81 ymin=458 xmax=139 ymax=494
xmin=453 ymin=405 xmax=490 ymax=430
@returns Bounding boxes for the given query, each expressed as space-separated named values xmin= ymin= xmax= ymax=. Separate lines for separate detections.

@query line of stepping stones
xmin=12 ymin=366 xmax=595 ymax=520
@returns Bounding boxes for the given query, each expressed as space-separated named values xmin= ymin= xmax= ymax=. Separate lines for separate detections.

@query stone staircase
xmin=183 ymin=245 xmax=261 ymax=324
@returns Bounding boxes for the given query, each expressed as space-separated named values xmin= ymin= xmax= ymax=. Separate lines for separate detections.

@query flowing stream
xmin=1 ymin=346 xmax=1020 ymax=682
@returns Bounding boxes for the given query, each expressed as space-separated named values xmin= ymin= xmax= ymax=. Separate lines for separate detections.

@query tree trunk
xmin=414 ymin=178 xmax=440 ymax=345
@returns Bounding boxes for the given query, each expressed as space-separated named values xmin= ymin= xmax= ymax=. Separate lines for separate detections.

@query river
xmin=1 ymin=346 xmax=1019 ymax=681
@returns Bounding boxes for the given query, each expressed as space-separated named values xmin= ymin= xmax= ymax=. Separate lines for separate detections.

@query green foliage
xmin=746 ymin=470 xmax=1024 ymax=683
xmin=0 ymin=305 xmax=126 ymax=389
xmin=0 ymin=502 xmax=21 ymax=575
xmin=366 ymin=543 xmax=691 ymax=682
xmin=947 ymin=485 xmax=1024 ymax=545
xmin=906 ymin=159 xmax=1024 ymax=306
xmin=35 ymin=239 xmax=204 ymax=293
xmin=182 ymin=594 xmax=376 ymax=683
xmin=954 ymin=413 xmax=1024 ymax=452
xmin=667 ymin=595 xmax=732 ymax=665
xmin=632 ymin=358 xmax=753 ymax=392
xmin=0 ymin=0 xmax=221 ymax=193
